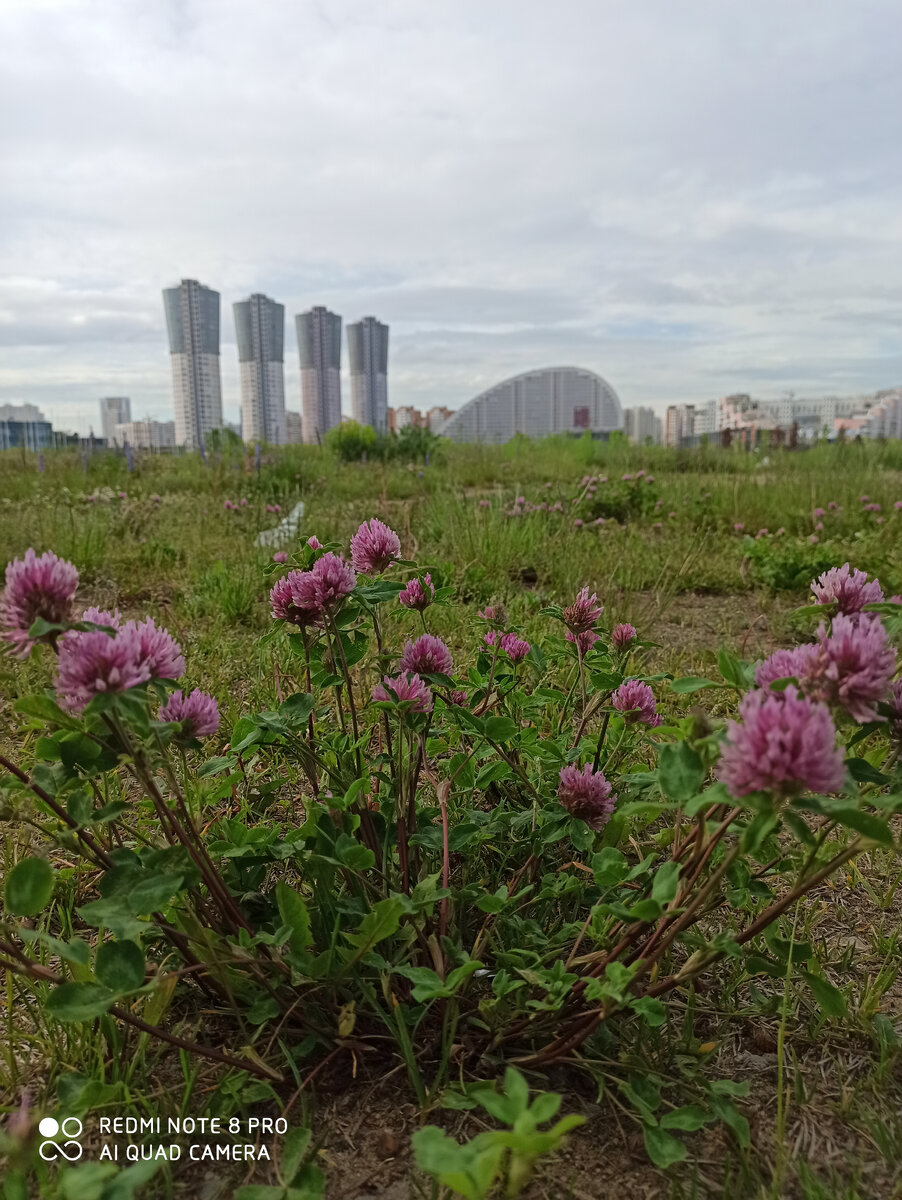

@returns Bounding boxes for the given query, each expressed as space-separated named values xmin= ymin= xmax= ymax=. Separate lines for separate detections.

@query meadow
xmin=0 ymin=433 xmax=900 ymax=1200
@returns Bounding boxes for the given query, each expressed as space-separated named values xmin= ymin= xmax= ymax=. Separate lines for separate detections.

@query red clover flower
xmin=372 ymin=672 xmax=433 ymax=715
xmin=399 ymin=573 xmax=434 ymax=611
xmin=350 ymin=518 xmax=401 ymax=574
xmin=557 ymin=764 xmax=617 ymax=829
xmin=399 ymin=634 xmax=454 ymax=676
xmin=1 ymin=548 xmax=79 ymax=657
xmin=612 ymin=679 xmax=663 ymax=726
xmin=160 ymin=688 xmax=221 ymax=739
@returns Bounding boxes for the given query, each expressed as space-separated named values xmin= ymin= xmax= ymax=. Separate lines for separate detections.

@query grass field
xmin=1 ymin=435 xmax=900 ymax=1200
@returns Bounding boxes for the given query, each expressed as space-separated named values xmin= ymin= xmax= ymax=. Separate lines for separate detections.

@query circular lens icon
xmin=61 ymin=1117 xmax=83 ymax=1138
xmin=38 ymin=1117 xmax=59 ymax=1139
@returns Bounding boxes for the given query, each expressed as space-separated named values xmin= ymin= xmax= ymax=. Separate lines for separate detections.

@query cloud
xmin=1 ymin=0 xmax=901 ymax=432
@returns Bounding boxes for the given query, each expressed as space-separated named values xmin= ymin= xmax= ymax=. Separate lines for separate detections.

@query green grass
xmin=1 ymin=434 xmax=901 ymax=1200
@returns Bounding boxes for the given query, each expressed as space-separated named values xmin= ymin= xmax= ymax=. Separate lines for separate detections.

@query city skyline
xmin=3 ymin=2 xmax=902 ymax=438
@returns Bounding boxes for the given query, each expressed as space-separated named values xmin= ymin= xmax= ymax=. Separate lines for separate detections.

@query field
xmin=1 ymin=434 xmax=901 ymax=1200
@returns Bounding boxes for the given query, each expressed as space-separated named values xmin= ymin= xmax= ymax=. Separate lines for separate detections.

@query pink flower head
xmin=514 ymin=496 xmax=525 ymax=506
xmin=574 ymin=518 xmax=583 ymax=528
xmin=484 ymin=630 xmax=500 ymax=647
xmin=399 ymin=634 xmax=453 ymax=677
xmin=478 ymin=604 xmax=508 ymax=629
xmin=719 ymin=686 xmax=844 ymax=797
xmin=755 ymin=645 xmax=818 ymax=690
xmin=272 ymin=551 xmax=288 ymax=563
xmin=808 ymin=613 xmax=896 ymax=723
xmin=756 ymin=528 xmax=768 ymax=539
xmin=621 ymin=473 xmax=633 ymax=482
xmin=160 ymin=688 xmax=220 ymax=739
xmin=118 ymin=491 xmax=127 ymax=500
xmin=372 ymin=672 xmax=432 ymax=715
xmin=566 ymin=628 xmax=600 ymax=655
xmin=224 ymin=500 xmax=234 ymax=510
xmin=545 ymin=482 xmax=553 ymax=489
xmin=270 ymin=570 xmax=321 ymax=626
xmin=56 ymin=625 xmax=150 ymax=712
xmin=310 ymin=552 xmax=356 ymax=610
xmin=350 ymin=518 xmax=401 ymax=574
xmin=734 ymin=523 xmax=745 ymax=532
xmin=895 ymin=502 xmax=902 ymax=511
xmin=306 ymin=535 xmax=322 ymax=549
xmin=828 ymin=501 xmax=839 ymax=510
xmin=613 ymin=679 xmax=662 ymax=726
xmin=611 ymin=622 xmax=637 ymax=651
xmin=809 ymin=535 xmax=819 ymax=545
xmin=563 ymin=586 xmax=603 ymax=634
xmin=1 ymin=549 xmax=79 ymax=657
xmin=479 ymin=500 xmax=491 ymax=508
xmin=860 ymin=495 xmax=870 ymax=503
xmin=811 ymin=563 xmax=884 ymax=615
xmin=865 ymin=503 xmax=882 ymax=513
xmin=500 ymin=632 xmax=530 ymax=663
xmin=813 ymin=507 xmax=826 ymax=518
xmin=557 ymin=764 xmax=616 ymax=830
xmin=124 ymin=617 xmax=185 ymax=680
xmin=240 ymin=498 xmax=248 ymax=507
xmin=449 ymin=689 xmax=469 ymax=707
xmin=399 ymin=573 xmax=434 ymax=611
xmin=80 ymin=606 xmax=121 ymax=629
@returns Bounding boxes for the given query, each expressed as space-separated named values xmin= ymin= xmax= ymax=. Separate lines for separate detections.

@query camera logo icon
xmin=38 ymin=1116 xmax=84 ymax=1162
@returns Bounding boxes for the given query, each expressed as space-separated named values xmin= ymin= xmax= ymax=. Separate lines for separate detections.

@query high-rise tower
xmin=99 ymin=396 xmax=131 ymax=447
xmin=347 ymin=317 xmax=389 ymax=434
xmin=162 ymin=279 xmax=223 ymax=449
xmin=295 ymin=306 xmax=342 ymax=444
xmin=234 ymin=293 xmax=286 ymax=444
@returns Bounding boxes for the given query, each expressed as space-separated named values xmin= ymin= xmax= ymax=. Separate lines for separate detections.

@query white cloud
xmin=1 ymin=0 xmax=901 ymax=432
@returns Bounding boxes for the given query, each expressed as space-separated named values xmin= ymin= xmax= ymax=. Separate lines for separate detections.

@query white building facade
xmin=162 ymin=279 xmax=223 ymax=449
xmin=234 ymin=293 xmax=286 ymax=445
xmin=99 ymin=397 xmax=131 ymax=447
xmin=439 ymin=367 xmax=622 ymax=444
xmin=114 ymin=419 xmax=176 ymax=451
xmin=347 ymin=317 xmax=389 ymax=434
xmin=295 ymin=307 xmax=342 ymax=444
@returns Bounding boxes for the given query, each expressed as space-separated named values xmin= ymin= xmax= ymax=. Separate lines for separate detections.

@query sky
xmin=2 ymin=0 xmax=902 ymax=436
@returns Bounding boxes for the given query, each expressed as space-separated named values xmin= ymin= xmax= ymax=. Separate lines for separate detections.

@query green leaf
xmin=827 ymin=808 xmax=893 ymax=845
xmin=669 ymin=677 xmax=722 ymax=693
xmin=657 ymin=742 xmax=705 ymax=803
xmin=279 ymin=692 xmax=316 ymax=728
xmin=802 ymin=971 xmax=848 ymax=1018
xmin=710 ymin=1095 xmax=750 ymax=1149
xmin=5 ymin=857 xmax=54 ymax=916
xmin=47 ymin=982 xmax=115 ymax=1023
xmin=279 ymin=1126 xmax=313 ymax=1186
xmin=643 ymin=1122 xmax=687 ymax=1168
xmin=592 ymin=847 xmax=629 ymax=887
xmin=717 ymin=647 xmax=754 ymax=690
xmin=15 ymin=692 xmax=82 ymax=729
xmin=650 ymin=861 xmax=681 ymax=905
xmin=660 ymin=1105 xmax=710 ymax=1132
xmin=632 ymin=996 xmax=667 ymax=1027
xmin=484 ymin=716 xmax=518 ymax=743
xmin=19 ymin=927 xmax=91 ymax=966
xmin=342 ymin=897 xmax=404 ymax=963
xmin=475 ymin=760 xmax=512 ymax=788
xmin=95 ymin=941 xmax=145 ymax=993
xmin=845 ymin=757 xmax=889 ymax=785
xmin=275 ymin=883 xmax=312 ymax=960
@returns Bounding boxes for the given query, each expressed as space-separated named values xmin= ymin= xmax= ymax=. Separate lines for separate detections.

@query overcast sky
xmin=2 ymin=0 xmax=902 ymax=434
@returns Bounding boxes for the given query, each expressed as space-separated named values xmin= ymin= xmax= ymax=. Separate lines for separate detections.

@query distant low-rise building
xmin=99 ymin=397 xmax=131 ymax=447
xmin=427 ymin=406 xmax=453 ymax=431
xmin=391 ymin=406 xmax=424 ymax=432
xmin=115 ymin=419 xmax=176 ymax=451
xmin=622 ymin=406 xmax=663 ymax=444
xmin=0 ymin=403 xmax=54 ymax=450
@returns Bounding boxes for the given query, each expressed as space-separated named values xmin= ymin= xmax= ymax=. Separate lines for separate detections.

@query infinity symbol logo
xmin=38 ymin=1116 xmax=84 ymax=1162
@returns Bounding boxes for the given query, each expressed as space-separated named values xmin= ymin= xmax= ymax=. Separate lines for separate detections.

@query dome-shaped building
xmin=437 ymin=366 xmax=623 ymax=443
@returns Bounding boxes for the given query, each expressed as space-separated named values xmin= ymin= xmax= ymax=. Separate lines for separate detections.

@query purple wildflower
xmin=478 ymin=604 xmax=508 ymax=629
xmin=479 ymin=500 xmax=491 ymax=508
xmin=563 ymin=586 xmax=603 ymax=634
xmin=310 ymin=552 xmax=356 ymax=611
xmin=350 ymin=518 xmax=401 ymax=574
xmin=371 ymin=672 xmax=432 ymax=715
xmin=718 ymin=686 xmax=844 ymax=797
xmin=811 ymin=562 xmax=884 ymax=615
xmin=734 ymin=523 xmax=745 ymax=532
xmin=399 ymin=573 xmax=435 ymax=611
xmin=754 ymin=645 xmax=818 ymax=690
xmin=160 ymin=688 xmax=220 ymax=739
xmin=808 ymin=614 xmax=896 ymax=723
xmin=80 ymin=606 xmax=121 ymax=629
xmin=611 ymin=622 xmax=637 ymax=651
xmin=484 ymin=630 xmax=500 ymax=648
xmin=613 ymin=679 xmax=663 ymax=726
xmin=270 ymin=571 xmax=321 ymax=627
xmin=272 ymin=551 xmax=288 ymax=563
xmin=1 ymin=549 xmax=79 ymax=657
xmin=566 ymin=628 xmax=601 ymax=655
xmin=56 ymin=625 xmax=150 ymax=712
xmin=574 ymin=518 xmax=583 ymax=528
xmin=500 ymin=633 xmax=530 ymax=663
xmin=400 ymin=634 xmax=453 ymax=677
xmin=306 ymin=535 xmax=322 ymax=549
xmin=887 ymin=681 xmax=902 ymax=740
xmin=240 ymin=498 xmax=248 ymax=507
xmin=557 ymin=764 xmax=617 ymax=830
xmin=124 ymin=617 xmax=185 ymax=680
xmin=813 ymin=507 xmax=826 ymax=518
xmin=449 ymin=689 xmax=469 ymax=707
